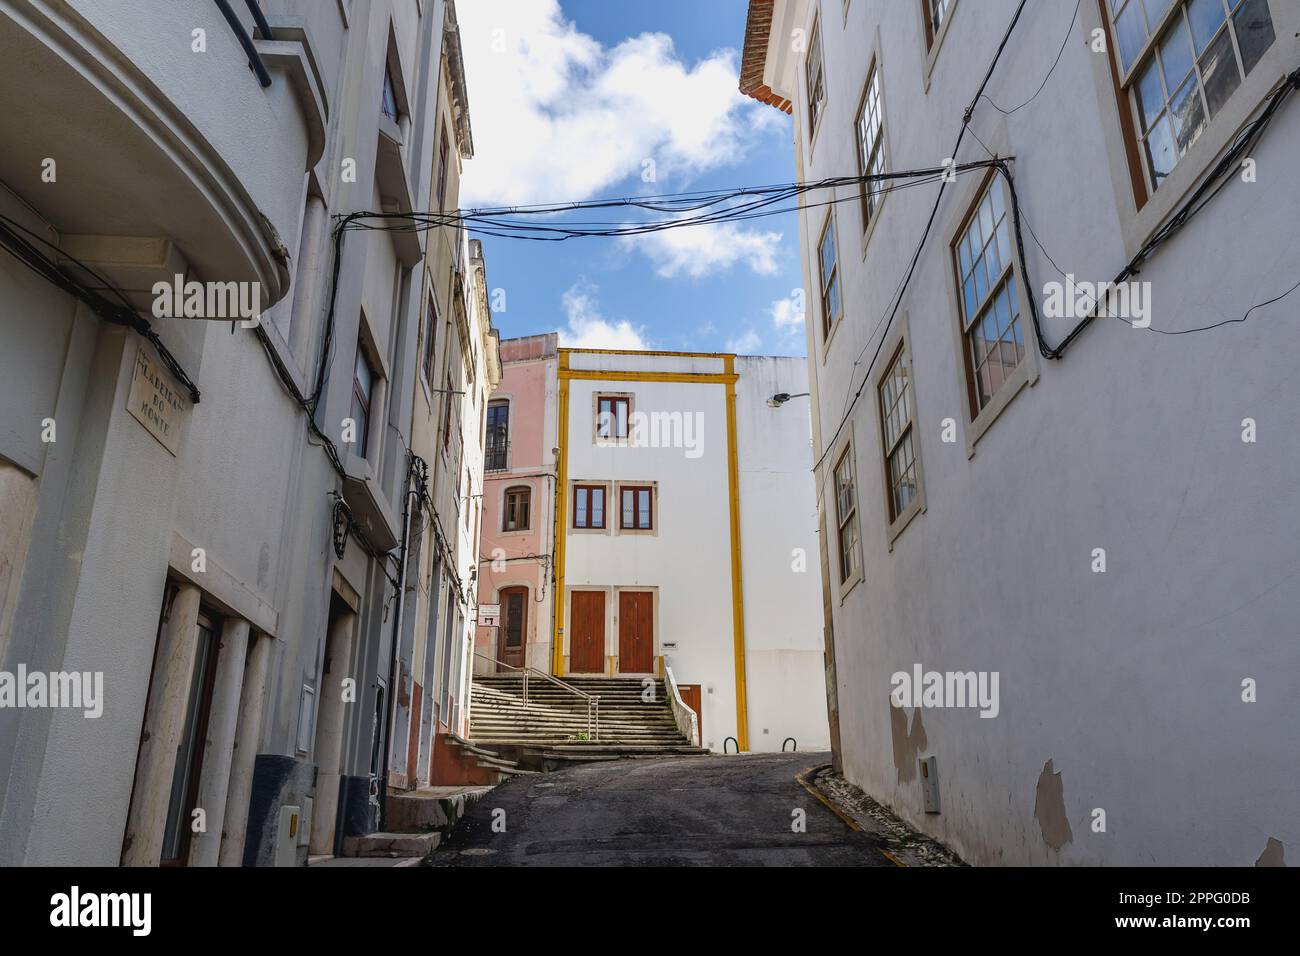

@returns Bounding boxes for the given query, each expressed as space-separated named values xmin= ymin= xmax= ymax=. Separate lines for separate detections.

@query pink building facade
xmin=474 ymin=334 xmax=558 ymax=675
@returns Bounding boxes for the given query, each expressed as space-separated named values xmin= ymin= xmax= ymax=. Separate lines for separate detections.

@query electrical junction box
xmin=300 ymin=797 xmax=313 ymax=847
xmin=919 ymin=756 xmax=940 ymax=814
xmin=275 ymin=805 xmax=301 ymax=866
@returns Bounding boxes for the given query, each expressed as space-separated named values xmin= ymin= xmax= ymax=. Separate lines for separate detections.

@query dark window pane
xmin=1199 ymin=26 xmax=1242 ymax=117
xmin=1234 ymin=0 xmax=1275 ymax=75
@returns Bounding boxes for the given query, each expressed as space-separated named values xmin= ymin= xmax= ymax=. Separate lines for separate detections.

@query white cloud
xmin=726 ymin=329 xmax=762 ymax=354
xmin=770 ymin=293 xmax=806 ymax=331
xmin=456 ymin=0 xmax=782 ymax=206
xmin=627 ymin=221 xmax=783 ymax=279
xmin=558 ymin=280 xmax=646 ymax=350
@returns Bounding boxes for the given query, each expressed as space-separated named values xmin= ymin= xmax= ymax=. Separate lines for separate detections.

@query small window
xmin=620 ymin=486 xmax=653 ymax=531
xmin=574 ymin=484 xmax=606 ymax=530
xmin=856 ymin=62 xmax=887 ymax=229
xmin=954 ymin=177 xmax=1024 ymax=417
xmin=486 ymin=401 xmax=509 ymax=471
xmin=833 ymin=449 xmax=861 ymax=585
xmin=381 ymin=66 xmax=400 ymax=121
xmin=504 ymin=486 xmax=531 ymax=532
xmin=805 ymin=16 xmax=826 ymax=133
xmin=596 ymin=396 xmax=630 ymax=441
xmin=422 ymin=296 xmax=438 ymax=384
xmin=436 ymin=123 xmax=450 ymax=212
xmin=352 ymin=345 xmax=375 ymax=458
xmin=923 ymin=0 xmax=954 ymax=49
xmin=1107 ymin=0 xmax=1274 ymax=190
xmin=817 ymin=214 xmax=841 ymax=337
xmin=878 ymin=344 xmax=919 ymax=523
xmin=442 ymin=374 xmax=455 ymax=451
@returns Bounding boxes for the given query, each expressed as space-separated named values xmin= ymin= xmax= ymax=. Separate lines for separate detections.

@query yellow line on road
xmin=794 ymin=766 xmax=905 ymax=867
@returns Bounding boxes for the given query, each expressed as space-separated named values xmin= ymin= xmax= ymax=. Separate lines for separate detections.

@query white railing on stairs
xmin=663 ymin=664 xmax=699 ymax=748
xmin=472 ymin=652 xmax=601 ymax=740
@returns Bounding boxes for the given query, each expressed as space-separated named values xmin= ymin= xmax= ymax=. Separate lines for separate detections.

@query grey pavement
xmin=428 ymin=752 xmax=896 ymax=866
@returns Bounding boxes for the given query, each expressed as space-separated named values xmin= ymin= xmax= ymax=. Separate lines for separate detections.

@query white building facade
xmin=742 ymin=0 xmax=1300 ymax=864
xmin=0 ymin=0 xmax=479 ymax=865
xmin=554 ymin=349 xmax=829 ymax=754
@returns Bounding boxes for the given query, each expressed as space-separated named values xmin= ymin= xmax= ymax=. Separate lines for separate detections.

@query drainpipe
xmin=378 ymin=453 xmax=425 ymax=830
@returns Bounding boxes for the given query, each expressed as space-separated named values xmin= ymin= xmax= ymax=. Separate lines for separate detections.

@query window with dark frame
xmin=574 ymin=484 xmax=606 ymax=529
xmin=352 ymin=344 xmax=375 ymax=458
xmin=805 ymin=15 xmax=826 ymax=132
xmin=619 ymin=486 xmax=653 ymax=531
xmin=857 ymin=61 xmax=887 ymax=229
xmin=503 ymin=485 xmax=531 ymax=532
xmin=485 ymin=400 xmax=509 ymax=471
xmin=422 ymin=296 xmax=438 ymax=385
xmin=954 ymin=176 xmax=1025 ymax=417
xmin=879 ymin=343 xmax=919 ymax=523
xmin=833 ymin=449 xmax=861 ymax=585
xmin=381 ymin=65 xmax=400 ymax=121
xmin=817 ymin=215 xmax=841 ymax=336
xmin=436 ymin=122 xmax=450 ymax=212
xmin=1105 ymin=0 xmax=1275 ymax=191
xmin=442 ymin=373 xmax=454 ymax=451
xmin=924 ymin=0 xmax=954 ymax=49
xmin=596 ymin=395 xmax=630 ymax=440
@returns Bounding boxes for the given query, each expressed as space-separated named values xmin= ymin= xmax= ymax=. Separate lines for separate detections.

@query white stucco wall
xmin=735 ymin=356 xmax=829 ymax=752
xmin=771 ymin=0 xmax=1300 ymax=864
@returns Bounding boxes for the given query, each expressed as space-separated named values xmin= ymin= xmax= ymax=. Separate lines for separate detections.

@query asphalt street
xmin=429 ymin=752 xmax=896 ymax=866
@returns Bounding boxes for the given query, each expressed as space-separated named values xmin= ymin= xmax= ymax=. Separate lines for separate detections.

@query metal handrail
xmin=472 ymin=652 xmax=600 ymax=740
xmin=212 ymin=0 xmax=272 ymax=88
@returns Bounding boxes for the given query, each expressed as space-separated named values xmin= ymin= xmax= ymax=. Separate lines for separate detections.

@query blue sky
xmin=456 ymin=0 xmax=805 ymax=356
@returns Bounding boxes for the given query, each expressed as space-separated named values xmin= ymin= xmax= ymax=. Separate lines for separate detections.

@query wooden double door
xmin=568 ymin=590 xmax=655 ymax=674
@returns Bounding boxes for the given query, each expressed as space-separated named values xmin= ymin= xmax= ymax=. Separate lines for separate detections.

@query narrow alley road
xmin=428 ymin=753 xmax=896 ymax=866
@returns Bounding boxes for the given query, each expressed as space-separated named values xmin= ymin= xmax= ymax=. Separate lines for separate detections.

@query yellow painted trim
xmin=793 ymin=767 xmax=905 ymax=866
xmin=559 ymin=369 xmax=738 ymax=385
xmin=560 ymin=347 xmax=738 ymax=360
xmin=555 ymin=350 xmax=749 ymax=752
xmin=551 ymin=352 xmax=571 ymax=676
xmin=724 ymin=355 xmax=750 ymax=752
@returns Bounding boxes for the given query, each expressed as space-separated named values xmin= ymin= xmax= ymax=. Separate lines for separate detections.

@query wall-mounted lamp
xmin=766 ymin=392 xmax=810 ymax=408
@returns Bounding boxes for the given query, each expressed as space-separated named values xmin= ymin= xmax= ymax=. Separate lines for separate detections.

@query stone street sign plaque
xmin=126 ymin=343 xmax=186 ymax=456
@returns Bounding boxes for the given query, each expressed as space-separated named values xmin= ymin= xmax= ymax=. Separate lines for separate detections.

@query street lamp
xmin=766 ymin=392 xmax=810 ymax=408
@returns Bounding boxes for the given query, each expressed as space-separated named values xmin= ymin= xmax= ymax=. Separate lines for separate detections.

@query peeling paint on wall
xmin=1255 ymin=837 xmax=1286 ymax=867
xmin=1033 ymin=759 xmax=1073 ymax=850
xmin=889 ymin=702 xmax=927 ymax=783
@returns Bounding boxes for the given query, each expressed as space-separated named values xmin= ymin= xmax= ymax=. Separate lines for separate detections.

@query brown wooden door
xmin=678 ymin=684 xmax=702 ymax=745
xmin=497 ymin=587 xmax=527 ymax=670
xmin=569 ymin=591 xmax=605 ymax=673
xmin=617 ymin=591 xmax=654 ymax=674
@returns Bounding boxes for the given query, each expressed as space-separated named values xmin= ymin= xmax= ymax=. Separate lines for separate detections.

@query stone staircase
xmin=469 ymin=674 xmax=709 ymax=771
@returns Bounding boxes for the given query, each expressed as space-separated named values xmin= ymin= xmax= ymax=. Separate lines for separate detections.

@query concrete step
xmin=343 ymin=831 xmax=441 ymax=859
xmin=385 ymin=785 xmax=493 ymax=831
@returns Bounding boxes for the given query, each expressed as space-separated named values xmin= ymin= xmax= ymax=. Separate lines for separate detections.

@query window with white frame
xmin=1107 ymin=0 xmax=1275 ymax=189
xmin=817 ymin=214 xmax=841 ymax=337
xmin=924 ymin=0 xmax=955 ymax=49
xmin=805 ymin=15 xmax=826 ymax=133
xmin=856 ymin=61 xmax=887 ymax=228
xmin=878 ymin=344 xmax=919 ymax=524
xmin=954 ymin=177 xmax=1025 ymax=417
xmin=833 ymin=448 xmax=861 ymax=585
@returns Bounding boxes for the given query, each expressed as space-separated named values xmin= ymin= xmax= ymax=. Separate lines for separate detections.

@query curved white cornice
xmin=3 ymin=0 xmax=292 ymax=304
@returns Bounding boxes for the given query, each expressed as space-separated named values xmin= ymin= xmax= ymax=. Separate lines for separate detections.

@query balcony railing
xmin=484 ymin=442 xmax=509 ymax=472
